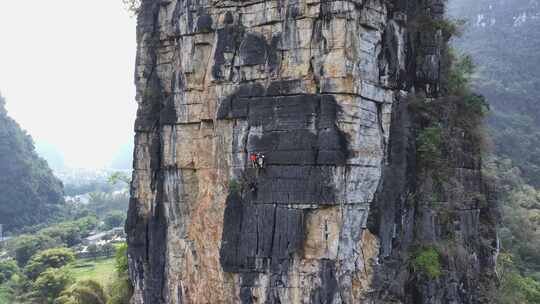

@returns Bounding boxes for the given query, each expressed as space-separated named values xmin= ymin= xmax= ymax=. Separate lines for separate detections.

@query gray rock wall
xmin=126 ymin=0 xmax=497 ymax=303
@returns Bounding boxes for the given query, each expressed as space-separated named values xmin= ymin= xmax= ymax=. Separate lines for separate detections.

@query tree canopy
xmin=0 ymin=94 xmax=65 ymax=232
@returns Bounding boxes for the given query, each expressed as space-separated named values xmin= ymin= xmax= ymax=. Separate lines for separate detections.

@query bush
xmin=86 ymin=192 xmax=129 ymax=219
xmin=107 ymin=276 xmax=131 ymax=304
xmin=41 ymin=224 xmax=82 ymax=248
xmin=24 ymin=248 xmax=75 ymax=281
xmin=58 ymin=279 xmax=108 ymax=304
xmin=87 ymin=244 xmax=99 ymax=259
xmin=228 ymin=180 xmax=241 ymax=193
xmin=102 ymin=243 xmax=116 ymax=257
xmin=114 ymin=243 xmax=128 ymax=276
xmin=10 ymin=234 xmax=60 ymax=266
xmin=74 ymin=216 xmax=99 ymax=236
xmin=0 ymin=260 xmax=19 ymax=284
xmin=444 ymin=49 xmax=476 ymax=96
xmin=122 ymin=0 xmax=141 ymax=14
xmin=416 ymin=125 xmax=443 ymax=168
xmin=107 ymin=243 xmax=132 ymax=304
xmin=411 ymin=16 xmax=464 ymax=39
xmin=107 ymin=172 xmax=131 ymax=186
xmin=6 ymin=216 xmax=98 ymax=270
xmin=497 ymin=253 xmax=540 ymax=304
xmin=103 ymin=211 xmax=126 ymax=230
xmin=32 ymin=267 xmax=74 ymax=302
xmin=412 ymin=247 xmax=442 ymax=279
xmin=462 ymin=94 xmax=489 ymax=117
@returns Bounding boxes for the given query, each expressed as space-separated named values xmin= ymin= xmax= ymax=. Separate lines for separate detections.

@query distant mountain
xmin=449 ymin=0 xmax=540 ymax=185
xmin=35 ymin=141 xmax=66 ymax=171
xmin=0 ymin=94 xmax=64 ymax=232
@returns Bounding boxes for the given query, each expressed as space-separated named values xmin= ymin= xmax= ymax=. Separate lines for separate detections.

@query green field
xmin=68 ymin=257 xmax=116 ymax=285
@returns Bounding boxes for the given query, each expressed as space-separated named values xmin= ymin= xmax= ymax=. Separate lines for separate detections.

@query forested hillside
xmin=0 ymin=94 xmax=64 ymax=232
xmin=450 ymin=0 xmax=540 ymax=184
xmin=450 ymin=0 xmax=540 ymax=302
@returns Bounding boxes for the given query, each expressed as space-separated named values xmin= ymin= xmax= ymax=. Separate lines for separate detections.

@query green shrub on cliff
xmin=416 ymin=125 xmax=443 ymax=168
xmin=445 ymin=51 xmax=475 ymax=95
xmin=412 ymin=247 xmax=442 ymax=279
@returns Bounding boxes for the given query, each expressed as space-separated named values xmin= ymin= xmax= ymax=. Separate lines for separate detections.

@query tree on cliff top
xmin=0 ymin=94 xmax=65 ymax=233
xmin=122 ymin=0 xmax=141 ymax=14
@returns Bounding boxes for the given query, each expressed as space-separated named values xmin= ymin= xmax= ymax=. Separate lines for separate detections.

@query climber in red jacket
xmin=250 ymin=153 xmax=265 ymax=169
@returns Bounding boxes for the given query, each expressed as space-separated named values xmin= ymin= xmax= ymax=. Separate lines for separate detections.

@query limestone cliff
xmin=126 ymin=0 xmax=498 ymax=303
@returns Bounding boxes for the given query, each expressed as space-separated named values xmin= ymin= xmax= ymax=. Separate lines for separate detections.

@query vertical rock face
xmin=127 ymin=0 xmax=497 ymax=303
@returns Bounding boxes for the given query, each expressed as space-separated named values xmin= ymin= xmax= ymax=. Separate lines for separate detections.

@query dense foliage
xmin=0 ymin=241 xmax=130 ymax=303
xmin=24 ymin=248 xmax=75 ymax=281
xmin=450 ymin=0 xmax=540 ymax=186
xmin=32 ymin=267 xmax=74 ymax=302
xmin=412 ymin=247 xmax=442 ymax=279
xmin=0 ymin=260 xmax=19 ymax=284
xmin=107 ymin=243 xmax=131 ymax=304
xmin=56 ymin=279 xmax=109 ymax=304
xmin=8 ymin=216 xmax=97 ymax=266
xmin=103 ymin=211 xmax=126 ymax=230
xmin=449 ymin=0 xmax=540 ymax=301
xmin=0 ymin=94 xmax=65 ymax=232
xmin=86 ymin=192 xmax=129 ymax=219
xmin=0 ymin=165 xmax=129 ymax=302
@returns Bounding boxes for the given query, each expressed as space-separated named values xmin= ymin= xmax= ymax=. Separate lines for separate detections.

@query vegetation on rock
xmin=448 ymin=0 xmax=540 ymax=301
xmin=412 ymin=247 xmax=442 ymax=279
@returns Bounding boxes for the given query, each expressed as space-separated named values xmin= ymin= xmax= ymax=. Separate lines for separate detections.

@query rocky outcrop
xmin=126 ymin=0 xmax=497 ymax=303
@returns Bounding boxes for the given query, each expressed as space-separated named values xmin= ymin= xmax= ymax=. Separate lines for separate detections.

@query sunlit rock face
xmin=126 ymin=0 xmax=497 ymax=303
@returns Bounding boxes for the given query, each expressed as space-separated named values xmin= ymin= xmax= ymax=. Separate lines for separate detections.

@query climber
xmin=250 ymin=152 xmax=265 ymax=169
xmin=250 ymin=153 xmax=258 ymax=168
xmin=256 ymin=153 xmax=265 ymax=169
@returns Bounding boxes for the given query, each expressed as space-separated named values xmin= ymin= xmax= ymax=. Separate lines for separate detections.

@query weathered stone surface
xmin=127 ymin=0 xmax=497 ymax=303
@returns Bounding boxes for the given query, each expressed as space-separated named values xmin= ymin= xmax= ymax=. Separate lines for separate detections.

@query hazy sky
xmin=0 ymin=1 xmax=137 ymax=169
